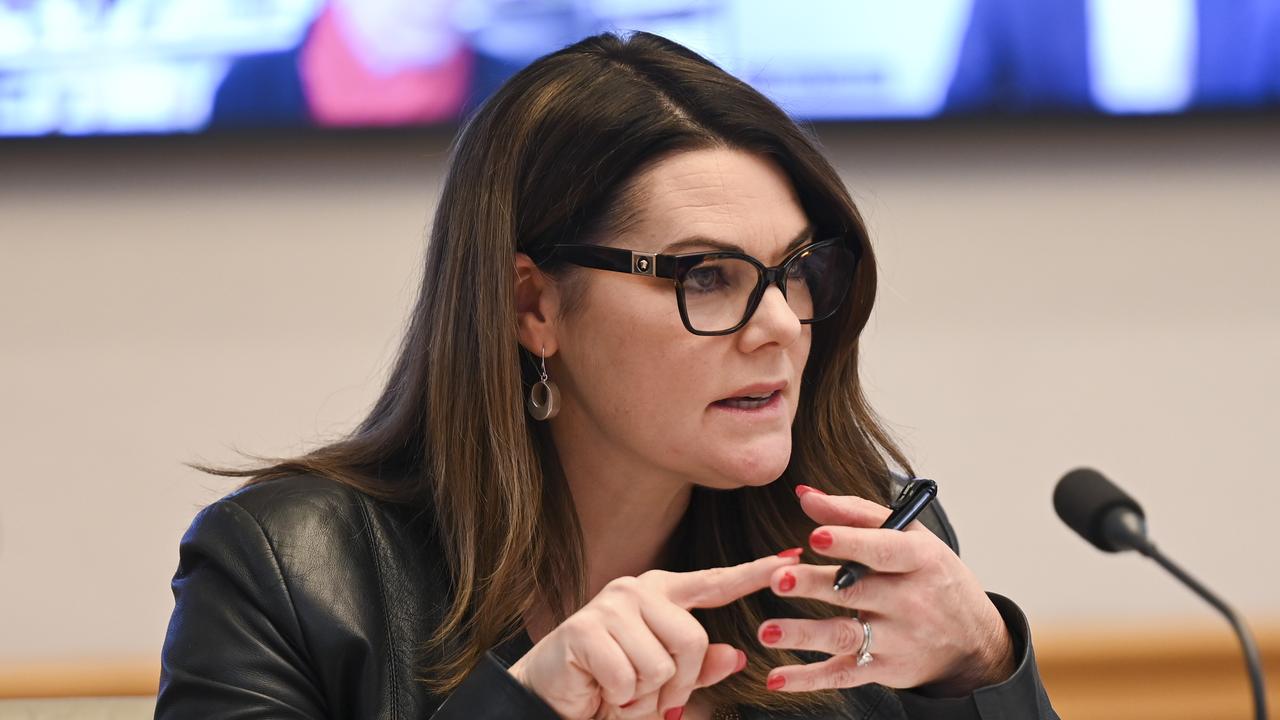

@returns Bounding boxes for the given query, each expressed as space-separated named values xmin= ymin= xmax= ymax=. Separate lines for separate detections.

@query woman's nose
xmin=738 ymin=285 xmax=802 ymax=349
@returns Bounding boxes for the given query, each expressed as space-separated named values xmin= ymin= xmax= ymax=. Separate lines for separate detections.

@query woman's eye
xmin=685 ymin=265 xmax=729 ymax=292
xmin=787 ymin=255 xmax=820 ymax=284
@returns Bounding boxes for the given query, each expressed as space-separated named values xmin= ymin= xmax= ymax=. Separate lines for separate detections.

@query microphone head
xmin=1054 ymin=468 xmax=1146 ymax=552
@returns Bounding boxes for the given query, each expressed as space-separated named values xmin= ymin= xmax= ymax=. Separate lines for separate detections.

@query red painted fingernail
xmin=810 ymin=529 xmax=833 ymax=550
xmin=795 ymin=484 xmax=827 ymax=498
xmin=762 ymin=624 xmax=783 ymax=644
xmin=778 ymin=571 xmax=796 ymax=592
xmin=664 ymin=707 xmax=685 ymax=720
xmin=735 ymin=649 xmax=748 ymax=672
xmin=767 ymin=674 xmax=786 ymax=691
xmin=777 ymin=547 xmax=803 ymax=558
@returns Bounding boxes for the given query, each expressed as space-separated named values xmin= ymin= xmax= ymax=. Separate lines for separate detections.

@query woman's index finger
xmin=660 ymin=554 xmax=801 ymax=610
xmin=798 ymin=492 xmax=929 ymax=533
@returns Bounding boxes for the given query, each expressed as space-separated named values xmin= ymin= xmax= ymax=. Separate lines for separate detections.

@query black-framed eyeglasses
xmin=536 ymin=237 xmax=859 ymax=336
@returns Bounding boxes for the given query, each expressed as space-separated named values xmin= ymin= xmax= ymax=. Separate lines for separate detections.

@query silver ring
xmin=856 ymin=619 xmax=874 ymax=667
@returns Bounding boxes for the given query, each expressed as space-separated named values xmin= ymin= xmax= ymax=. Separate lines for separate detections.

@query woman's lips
xmin=710 ymin=389 xmax=783 ymax=415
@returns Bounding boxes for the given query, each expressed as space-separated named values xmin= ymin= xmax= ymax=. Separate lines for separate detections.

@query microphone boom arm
xmin=1104 ymin=507 xmax=1269 ymax=720
xmin=1144 ymin=544 xmax=1269 ymax=720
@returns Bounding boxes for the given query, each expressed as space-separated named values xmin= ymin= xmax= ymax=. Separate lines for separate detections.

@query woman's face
xmin=551 ymin=147 xmax=813 ymax=489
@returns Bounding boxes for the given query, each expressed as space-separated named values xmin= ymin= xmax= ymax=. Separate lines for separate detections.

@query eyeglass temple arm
xmin=541 ymin=245 xmax=677 ymax=278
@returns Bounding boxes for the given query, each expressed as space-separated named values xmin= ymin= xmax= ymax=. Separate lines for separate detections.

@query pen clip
xmin=891 ymin=478 xmax=929 ymax=510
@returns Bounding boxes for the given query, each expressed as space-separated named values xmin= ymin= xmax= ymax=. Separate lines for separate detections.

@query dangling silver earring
xmin=527 ymin=345 xmax=560 ymax=421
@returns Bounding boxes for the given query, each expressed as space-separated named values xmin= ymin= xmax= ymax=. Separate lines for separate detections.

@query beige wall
xmin=1 ymin=118 xmax=1276 ymax=669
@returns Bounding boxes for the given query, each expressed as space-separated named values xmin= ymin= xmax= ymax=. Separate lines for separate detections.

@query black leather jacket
xmin=156 ymin=475 xmax=1058 ymax=719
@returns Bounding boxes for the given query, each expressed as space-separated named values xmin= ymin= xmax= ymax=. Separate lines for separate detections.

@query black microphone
xmin=1054 ymin=468 xmax=1269 ymax=720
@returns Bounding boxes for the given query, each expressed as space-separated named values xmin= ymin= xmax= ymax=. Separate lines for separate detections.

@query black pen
xmin=832 ymin=479 xmax=938 ymax=591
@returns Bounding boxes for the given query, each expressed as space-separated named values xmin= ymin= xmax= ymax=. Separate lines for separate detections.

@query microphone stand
xmin=1144 ymin=546 xmax=1269 ymax=720
xmin=1107 ymin=512 xmax=1269 ymax=720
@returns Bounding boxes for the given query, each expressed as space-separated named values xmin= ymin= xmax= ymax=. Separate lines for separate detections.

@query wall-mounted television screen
xmin=2 ymin=0 xmax=1277 ymax=137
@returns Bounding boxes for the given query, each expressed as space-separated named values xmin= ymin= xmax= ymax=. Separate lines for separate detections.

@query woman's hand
xmin=508 ymin=552 xmax=802 ymax=720
xmin=758 ymin=486 xmax=1016 ymax=697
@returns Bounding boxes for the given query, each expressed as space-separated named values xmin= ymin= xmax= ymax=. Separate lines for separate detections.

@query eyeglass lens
xmin=679 ymin=243 xmax=855 ymax=333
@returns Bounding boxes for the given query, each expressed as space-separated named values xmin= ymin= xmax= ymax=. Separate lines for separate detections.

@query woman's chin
xmin=701 ymin=442 xmax=792 ymax=488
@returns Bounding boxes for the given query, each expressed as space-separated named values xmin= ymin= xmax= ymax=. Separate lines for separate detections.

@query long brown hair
xmin=194 ymin=31 xmax=912 ymax=717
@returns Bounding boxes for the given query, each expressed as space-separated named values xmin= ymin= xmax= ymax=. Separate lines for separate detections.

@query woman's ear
xmin=514 ymin=252 xmax=560 ymax=355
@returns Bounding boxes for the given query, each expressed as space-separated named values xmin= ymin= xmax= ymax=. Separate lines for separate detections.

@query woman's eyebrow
xmin=659 ymin=224 xmax=814 ymax=255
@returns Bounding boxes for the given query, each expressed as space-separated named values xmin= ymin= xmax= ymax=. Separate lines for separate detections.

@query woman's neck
xmin=567 ymin=455 xmax=693 ymax=600
xmin=524 ymin=464 xmax=693 ymax=643
xmin=548 ymin=410 xmax=697 ymax=596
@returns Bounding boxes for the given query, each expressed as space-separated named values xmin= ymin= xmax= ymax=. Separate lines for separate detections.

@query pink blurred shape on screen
xmin=300 ymin=4 xmax=471 ymax=127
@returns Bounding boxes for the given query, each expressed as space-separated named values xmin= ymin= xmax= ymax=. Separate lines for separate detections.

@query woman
xmin=156 ymin=31 xmax=1058 ymax=720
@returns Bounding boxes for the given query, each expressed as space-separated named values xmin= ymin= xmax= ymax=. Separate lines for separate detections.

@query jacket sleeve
xmin=429 ymin=651 xmax=562 ymax=720
xmin=155 ymin=498 xmax=328 ymax=718
xmin=894 ymin=593 xmax=1059 ymax=719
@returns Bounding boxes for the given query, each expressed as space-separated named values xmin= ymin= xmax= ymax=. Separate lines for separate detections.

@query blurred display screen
xmin=2 ymin=0 xmax=1278 ymax=137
